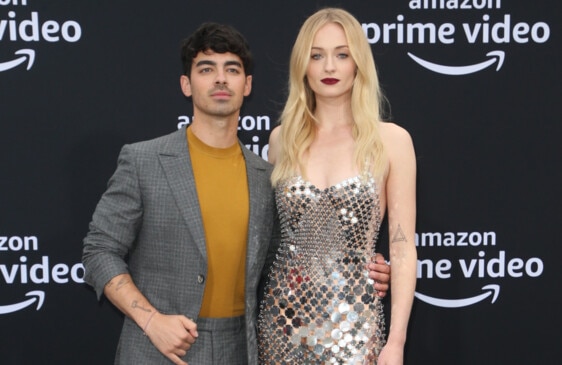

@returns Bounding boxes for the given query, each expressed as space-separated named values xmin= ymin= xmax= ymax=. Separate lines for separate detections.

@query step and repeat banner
xmin=1 ymin=1 xmax=560 ymax=364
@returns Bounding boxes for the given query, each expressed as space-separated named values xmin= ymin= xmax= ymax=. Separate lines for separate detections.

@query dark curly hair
xmin=180 ymin=22 xmax=253 ymax=77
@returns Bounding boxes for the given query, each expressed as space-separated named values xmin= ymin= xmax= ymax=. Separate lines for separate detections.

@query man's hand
xmin=368 ymin=252 xmax=391 ymax=298
xmin=144 ymin=312 xmax=199 ymax=365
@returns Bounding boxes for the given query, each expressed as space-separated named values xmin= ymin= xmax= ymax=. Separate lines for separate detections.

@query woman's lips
xmin=321 ymin=78 xmax=339 ymax=85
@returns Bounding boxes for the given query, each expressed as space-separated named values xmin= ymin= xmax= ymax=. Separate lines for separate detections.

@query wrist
xmin=142 ymin=310 xmax=158 ymax=336
xmin=386 ymin=331 xmax=407 ymax=347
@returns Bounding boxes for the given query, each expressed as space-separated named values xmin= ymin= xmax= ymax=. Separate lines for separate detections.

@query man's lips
xmin=321 ymin=78 xmax=339 ymax=85
xmin=211 ymin=91 xmax=232 ymax=97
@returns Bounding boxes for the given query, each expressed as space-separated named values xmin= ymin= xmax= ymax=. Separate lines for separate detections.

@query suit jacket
xmin=82 ymin=127 xmax=278 ymax=364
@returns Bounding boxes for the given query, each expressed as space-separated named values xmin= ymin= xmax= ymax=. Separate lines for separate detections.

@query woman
xmin=258 ymin=8 xmax=417 ymax=365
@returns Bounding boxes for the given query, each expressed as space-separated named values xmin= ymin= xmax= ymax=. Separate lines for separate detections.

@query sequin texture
xmin=258 ymin=175 xmax=386 ymax=364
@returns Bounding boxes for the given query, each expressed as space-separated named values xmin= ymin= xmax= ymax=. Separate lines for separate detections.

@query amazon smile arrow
xmin=414 ymin=284 xmax=500 ymax=308
xmin=0 ymin=290 xmax=45 ymax=315
xmin=407 ymin=51 xmax=505 ymax=76
xmin=0 ymin=49 xmax=35 ymax=72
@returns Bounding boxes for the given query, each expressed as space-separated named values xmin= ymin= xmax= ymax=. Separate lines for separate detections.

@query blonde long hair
xmin=271 ymin=8 xmax=387 ymax=186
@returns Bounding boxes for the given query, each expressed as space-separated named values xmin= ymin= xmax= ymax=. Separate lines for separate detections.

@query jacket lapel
xmin=241 ymin=144 xmax=270 ymax=273
xmin=155 ymin=130 xmax=271 ymax=270
xmin=158 ymin=128 xmax=207 ymax=259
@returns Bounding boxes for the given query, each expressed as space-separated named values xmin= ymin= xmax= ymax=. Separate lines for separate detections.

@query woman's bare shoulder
xmin=269 ymin=125 xmax=282 ymax=142
xmin=378 ymin=121 xmax=411 ymax=139
xmin=378 ymin=121 xmax=416 ymax=169
xmin=268 ymin=125 xmax=283 ymax=164
xmin=378 ymin=121 xmax=413 ymax=150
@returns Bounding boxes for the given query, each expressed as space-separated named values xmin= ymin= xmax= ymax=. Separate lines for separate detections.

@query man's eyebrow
xmin=194 ymin=60 xmax=242 ymax=68
xmin=194 ymin=60 xmax=216 ymax=67
xmin=224 ymin=60 xmax=243 ymax=68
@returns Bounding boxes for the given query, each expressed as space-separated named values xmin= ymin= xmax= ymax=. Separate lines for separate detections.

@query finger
xmin=169 ymin=353 xmax=188 ymax=365
xmin=184 ymin=332 xmax=197 ymax=345
xmin=365 ymin=262 xmax=381 ymax=272
xmin=176 ymin=347 xmax=188 ymax=357
xmin=366 ymin=260 xmax=389 ymax=272
xmin=374 ymin=280 xmax=387 ymax=297
xmin=172 ymin=330 xmax=196 ymax=348
xmin=373 ymin=262 xmax=391 ymax=274
xmin=374 ymin=252 xmax=385 ymax=263
xmin=368 ymin=269 xmax=390 ymax=281
xmin=374 ymin=281 xmax=389 ymax=291
xmin=181 ymin=317 xmax=199 ymax=338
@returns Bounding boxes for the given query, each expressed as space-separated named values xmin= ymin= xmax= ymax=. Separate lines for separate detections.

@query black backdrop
xmin=1 ymin=1 xmax=560 ymax=364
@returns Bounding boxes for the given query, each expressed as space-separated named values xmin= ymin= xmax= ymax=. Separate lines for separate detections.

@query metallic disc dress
xmin=258 ymin=175 xmax=386 ymax=365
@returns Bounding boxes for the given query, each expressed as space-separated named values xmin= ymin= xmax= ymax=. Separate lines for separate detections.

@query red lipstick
xmin=321 ymin=78 xmax=339 ymax=85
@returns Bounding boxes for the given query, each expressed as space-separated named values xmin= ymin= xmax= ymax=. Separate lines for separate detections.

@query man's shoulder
xmin=125 ymin=128 xmax=186 ymax=153
xmin=241 ymin=144 xmax=272 ymax=171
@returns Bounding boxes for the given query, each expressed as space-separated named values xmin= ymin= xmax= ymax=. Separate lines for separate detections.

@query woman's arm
xmin=379 ymin=123 xmax=417 ymax=364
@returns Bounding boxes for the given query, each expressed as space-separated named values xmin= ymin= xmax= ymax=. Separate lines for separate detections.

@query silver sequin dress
xmin=258 ymin=175 xmax=386 ymax=365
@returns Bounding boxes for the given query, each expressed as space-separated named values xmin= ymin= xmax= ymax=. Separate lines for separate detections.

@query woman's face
xmin=305 ymin=22 xmax=357 ymax=101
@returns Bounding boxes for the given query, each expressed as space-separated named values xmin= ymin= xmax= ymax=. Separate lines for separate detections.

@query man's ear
xmin=244 ymin=75 xmax=252 ymax=97
xmin=180 ymin=75 xmax=192 ymax=97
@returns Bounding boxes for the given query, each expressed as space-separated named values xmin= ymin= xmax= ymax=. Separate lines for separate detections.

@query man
xmin=82 ymin=22 xmax=390 ymax=365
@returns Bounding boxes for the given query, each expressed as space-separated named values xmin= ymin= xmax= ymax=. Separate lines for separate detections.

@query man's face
xmin=181 ymin=50 xmax=252 ymax=120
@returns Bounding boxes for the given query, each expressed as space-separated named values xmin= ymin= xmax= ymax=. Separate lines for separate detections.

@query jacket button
xmin=197 ymin=275 xmax=205 ymax=284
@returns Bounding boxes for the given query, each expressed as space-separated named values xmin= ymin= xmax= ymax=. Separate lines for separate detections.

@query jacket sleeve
xmin=82 ymin=144 xmax=143 ymax=300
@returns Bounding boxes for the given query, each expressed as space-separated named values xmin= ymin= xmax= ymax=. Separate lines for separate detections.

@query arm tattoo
xmin=391 ymin=224 xmax=407 ymax=243
xmin=131 ymin=300 xmax=151 ymax=312
xmin=115 ymin=278 xmax=131 ymax=291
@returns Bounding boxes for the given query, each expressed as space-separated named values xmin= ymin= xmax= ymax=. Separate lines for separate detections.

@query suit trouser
xmin=184 ymin=315 xmax=248 ymax=365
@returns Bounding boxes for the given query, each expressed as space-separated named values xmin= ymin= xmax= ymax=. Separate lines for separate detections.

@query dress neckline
xmin=295 ymin=174 xmax=367 ymax=192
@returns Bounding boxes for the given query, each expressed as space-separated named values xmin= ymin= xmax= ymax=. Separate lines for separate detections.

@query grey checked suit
xmin=82 ymin=127 xmax=278 ymax=364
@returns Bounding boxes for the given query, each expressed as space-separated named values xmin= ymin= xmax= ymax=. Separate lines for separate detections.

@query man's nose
xmin=215 ymin=70 xmax=227 ymax=84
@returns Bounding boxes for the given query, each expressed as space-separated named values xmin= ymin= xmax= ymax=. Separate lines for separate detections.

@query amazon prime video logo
xmin=0 ymin=234 xmax=85 ymax=315
xmin=0 ymin=1 xmax=82 ymax=72
xmin=362 ymin=2 xmax=551 ymax=76
xmin=413 ymin=231 xmax=544 ymax=308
